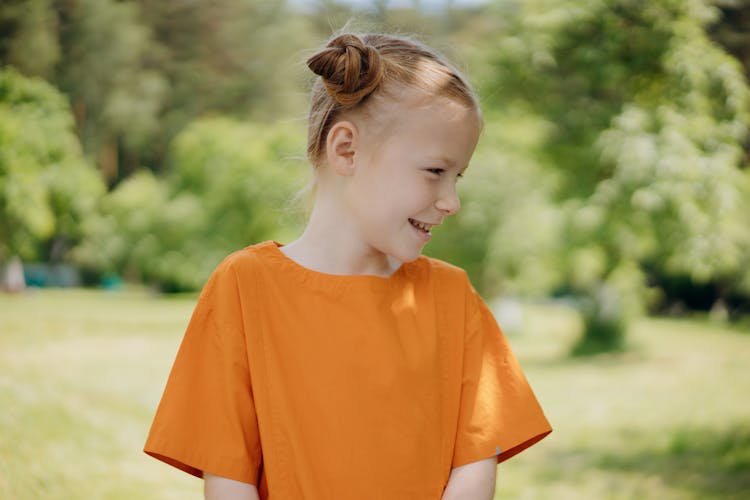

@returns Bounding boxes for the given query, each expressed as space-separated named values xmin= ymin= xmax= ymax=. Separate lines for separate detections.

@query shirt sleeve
xmin=452 ymin=282 xmax=552 ymax=468
xmin=143 ymin=257 xmax=262 ymax=484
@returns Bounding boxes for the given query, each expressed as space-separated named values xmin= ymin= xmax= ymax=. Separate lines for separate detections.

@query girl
xmin=144 ymin=32 xmax=551 ymax=500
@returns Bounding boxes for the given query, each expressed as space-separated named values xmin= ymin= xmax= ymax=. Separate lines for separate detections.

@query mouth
xmin=408 ymin=218 xmax=435 ymax=235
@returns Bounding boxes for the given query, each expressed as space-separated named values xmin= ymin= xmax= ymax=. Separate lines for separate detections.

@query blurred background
xmin=1 ymin=0 xmax=749 ymax=498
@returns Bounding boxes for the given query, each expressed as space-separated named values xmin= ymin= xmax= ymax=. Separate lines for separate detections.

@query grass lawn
xmin=1 ymin=288 xmax=749 ymax=499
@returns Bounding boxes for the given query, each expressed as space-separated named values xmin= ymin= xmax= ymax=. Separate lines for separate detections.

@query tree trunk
xmin=2 ymin=255 xmax=26 ymax=293
xmin=572 ymin=282 xmax=628 ymax=356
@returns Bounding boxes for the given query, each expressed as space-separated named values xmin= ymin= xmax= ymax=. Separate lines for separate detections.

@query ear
xmin=325 ymin=120 xmax=358 ymax=176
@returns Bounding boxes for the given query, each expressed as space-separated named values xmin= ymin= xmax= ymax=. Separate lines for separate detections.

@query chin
xmin=389 ymin=246 xmax=424 ymax=263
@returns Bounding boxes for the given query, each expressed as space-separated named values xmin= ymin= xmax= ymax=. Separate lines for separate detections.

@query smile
xmin=408 ymin=218 xmax=434 ymax=234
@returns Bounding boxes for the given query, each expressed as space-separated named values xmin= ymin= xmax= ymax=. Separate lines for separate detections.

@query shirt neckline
xmin=258 ymin=240 xmax=413 ymax=290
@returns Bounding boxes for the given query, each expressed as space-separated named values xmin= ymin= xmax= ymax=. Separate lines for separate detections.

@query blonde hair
xmin=305 ymin=32 xmax=480 ymax=166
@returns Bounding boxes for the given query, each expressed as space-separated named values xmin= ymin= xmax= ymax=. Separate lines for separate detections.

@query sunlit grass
xmin=0 ymin=288 xmax=201 ymax=500
xmin=498 ymin=302 xmax=750 ymax=499
xmin=1 ymin=289 xmax=748 ymax=499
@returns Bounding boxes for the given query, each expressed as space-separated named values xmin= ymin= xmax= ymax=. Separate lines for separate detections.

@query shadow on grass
xmin=595 ymin=424 xmax=750 ymax=498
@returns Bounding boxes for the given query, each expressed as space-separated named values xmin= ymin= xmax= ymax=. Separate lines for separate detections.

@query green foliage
xmin=75 ymin=118 xmax=307 ymax=291
xmin=1 ymin=1 xmax=318 ymax=181
xmin=0 ymin=0 xmax=60 ymax=78
xmin=571 ymin=283 xmax=628 ymax=355
xmin=0 ymin=67 xmax=104 ymax=263
xmin=56 ymin=0 xmax=168 ymax=165
xmin=164 ymin=117 xmax=308 ymax=287
xmin=129 ymin=0 xmax=317 ymax=174
xmin=477 ymin=0 xmax=750 ymax=352
xmin=73 ymin=170 xmax=178 ymax=281
xmin=427 ymin=111 xmax=564 ymax=297
xmin=2 ymin=0 xmax=749 ymax=330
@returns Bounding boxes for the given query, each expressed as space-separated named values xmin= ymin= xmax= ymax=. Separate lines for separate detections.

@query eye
xmin=427 ymin=168 xmax=445 ymax=176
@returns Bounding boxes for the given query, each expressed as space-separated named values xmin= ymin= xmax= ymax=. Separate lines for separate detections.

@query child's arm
xmin=441 ymin=457 xmax=497 ymax=500
xmin=204 ymin=473 xmax=260 ymax=500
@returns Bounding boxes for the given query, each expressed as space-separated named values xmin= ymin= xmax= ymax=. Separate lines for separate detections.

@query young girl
xmin=144 ymin=32 xmax=551 ymax=499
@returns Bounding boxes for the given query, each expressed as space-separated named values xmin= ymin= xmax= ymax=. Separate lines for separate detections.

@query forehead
xmin=363 ymin=89 xmax=481 ymax=159
xmin=373 ymin=82 xmax=477 ymax=120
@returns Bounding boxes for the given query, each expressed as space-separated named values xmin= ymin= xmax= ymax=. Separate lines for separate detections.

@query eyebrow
xmin=428 ymin=156 xmax=456 ymax=167
xmin=428 ymin=156 xmax=469 ymax=174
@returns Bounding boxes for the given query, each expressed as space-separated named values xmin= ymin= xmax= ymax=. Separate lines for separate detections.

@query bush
xmin=0 ymin=67 xmax=104 ymax=264
xmin=76 ymin=117 xmax=307 ymax=291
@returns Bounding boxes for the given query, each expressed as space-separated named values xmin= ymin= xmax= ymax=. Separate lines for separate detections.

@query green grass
xmin=496 ymin=303 xmax=750 ymax=499
xmin=1 ymin=289 xmax=749 ymax=499
xmin=0 ymin=288 xmax=201 ymax=499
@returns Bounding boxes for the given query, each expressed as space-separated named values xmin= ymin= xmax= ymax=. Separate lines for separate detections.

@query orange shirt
xmin=144 ymin=241 xmax=551 ymax=498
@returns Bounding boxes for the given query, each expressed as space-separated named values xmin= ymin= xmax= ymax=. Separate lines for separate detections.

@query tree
xmin=0 ymin=0 xmax=60 ymax=79
xmin=710 ymin=0 xmax=750 ymax=81
xmin=55 ymin=0 xmax=168 ymax=183
xmin=0 ymin=68 xmax=104 ymax=276
xmin=129 ymin=0 xmax=317 ymax=174
xmin=478 ymin=0 xmax=750 ymax=353
xmin=75 ymin=118 xmax=307 ymax=291
xmin=425 ymin=112 xmax=564 ymax=299
xmin=2 ymin=1 xmax=318 ymax=182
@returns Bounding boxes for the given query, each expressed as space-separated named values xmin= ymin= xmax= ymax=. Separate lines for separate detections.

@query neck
xmin=281 ymin=192 xmax=401 ymax=277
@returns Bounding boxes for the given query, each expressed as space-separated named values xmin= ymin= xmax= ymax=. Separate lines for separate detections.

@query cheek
xmin=361 ymin=169 xmax=405 ymax=202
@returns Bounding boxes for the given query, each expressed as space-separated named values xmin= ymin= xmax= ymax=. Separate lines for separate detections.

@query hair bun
xmin=307 ymin=34 xmax=384 ymax=107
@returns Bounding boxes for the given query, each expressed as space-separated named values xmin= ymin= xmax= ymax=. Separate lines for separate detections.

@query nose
xmin=435 ymin=182 xmax=460 ymax=216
